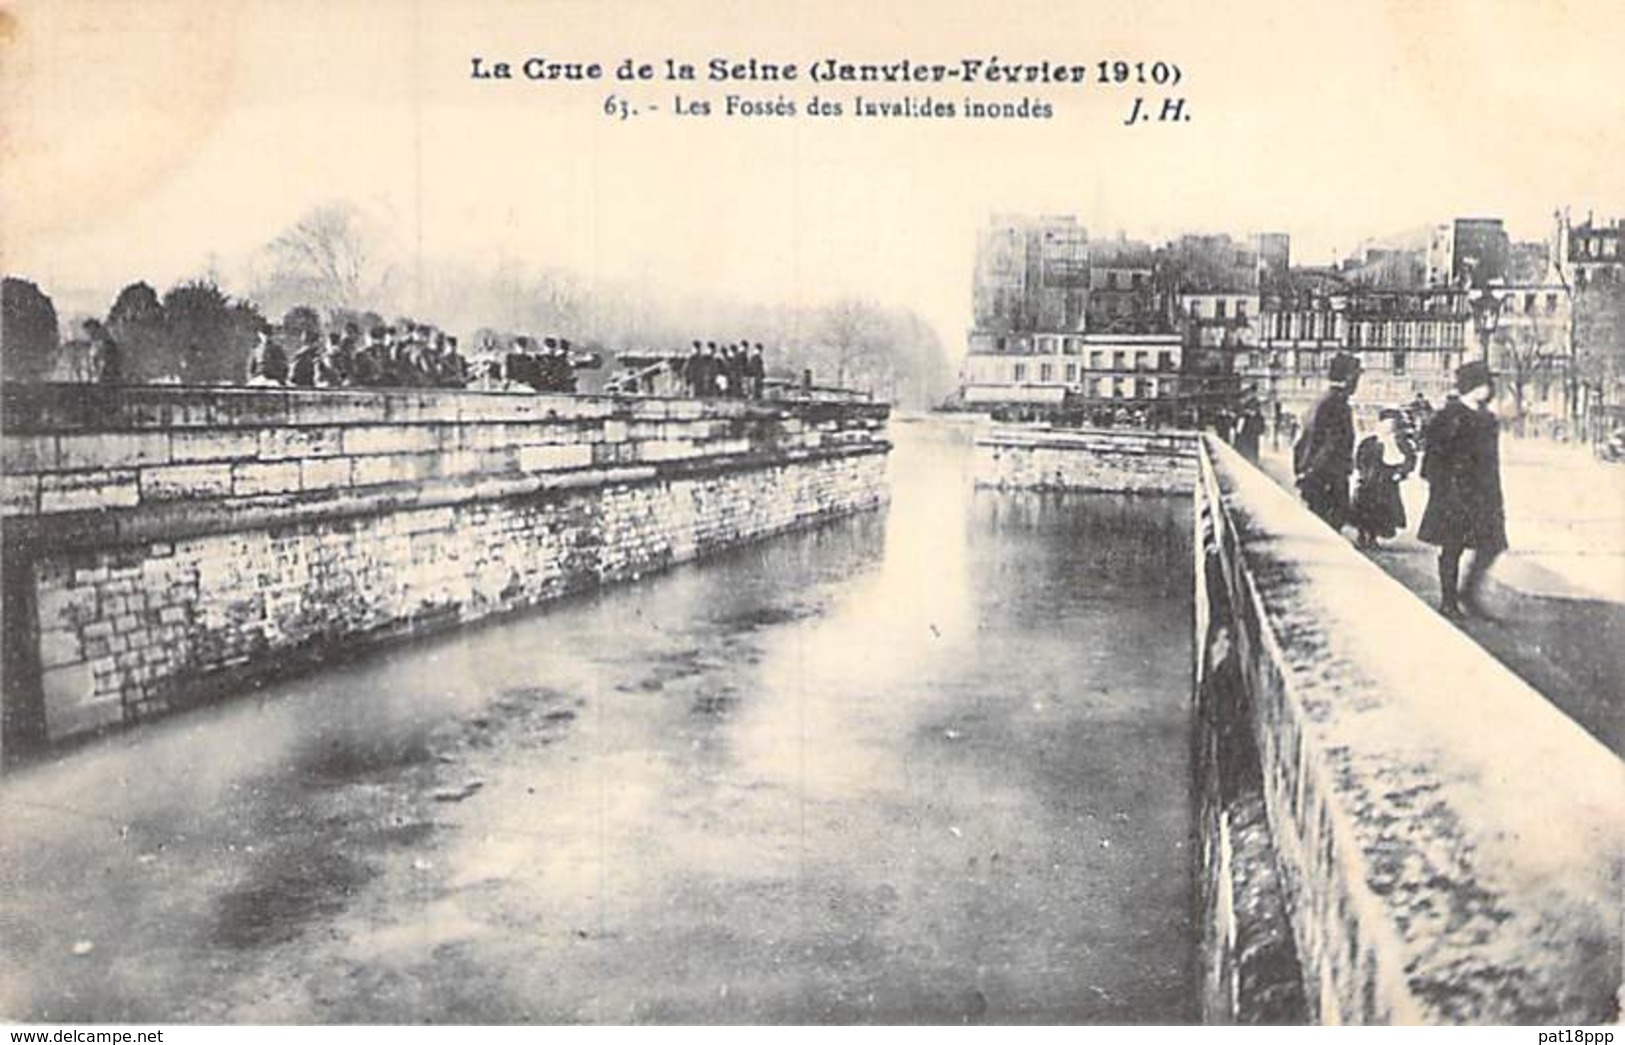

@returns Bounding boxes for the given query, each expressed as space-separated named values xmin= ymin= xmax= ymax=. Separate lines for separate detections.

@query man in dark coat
xmin=701 ymin=342 xmax=722 ymax=396
xmin=84 ymin=320 xmax=123 ymax=385
xmin=1418 ymin=361 xmax=1506 ymax=619
xmin=1234 ymin=403 xmax=1265 ymax=464
xmin=287 ymin=330 xmax=321 ymax=387
xmin=682 ymin=341 xmax=704 ymax=396
xmin=246 ymin=328 xmax=286 ymax=386
xmin=746 ymin=342 xmax=766 ymax=399
xmin=1293 ymin=351 xmax=1362 ymax=530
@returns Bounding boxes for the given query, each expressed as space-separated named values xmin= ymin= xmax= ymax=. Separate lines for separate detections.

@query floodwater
xmin=0 ymin=418 xmax=1196 ymax=1024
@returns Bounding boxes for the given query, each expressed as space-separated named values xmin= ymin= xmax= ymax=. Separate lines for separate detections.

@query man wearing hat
xmin=1293 ymin=351 xmax=1363 ymax=529
xmin=1417 ymin=360 xmax=1506 ymax=619
xmin=682 ymin=340 xmax=705 ymax=396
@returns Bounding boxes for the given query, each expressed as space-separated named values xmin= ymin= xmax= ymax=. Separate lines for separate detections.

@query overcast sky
xmin=3 ymin=0 xmax=1622 ymax=351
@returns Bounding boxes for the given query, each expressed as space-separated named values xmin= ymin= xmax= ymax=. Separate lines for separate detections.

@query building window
xmin=995 ymin=337 xmax=1007 ymax=353
xmin=1546 ymin=293 xmax=1558 ymax=313
xmin=1040 ymin=363 xmax=1054 ymax=382
xmin=1215 ymin=300 xmax=1228 ymax=319
xmin=1107 ymin=272 xmax=1120 ymax=290
xmin=1236 ymin=300 xmax=1249 ymax=319
xmin=1090 ymin=353 xmax=1104 ymax=370
xmin=1013 ymin=363 xmax=1027 ymax=382
xmin=1131 ymin=273 xmax=1145 ymax=289
xmin=1112 ymin=351 xmax=1126 ymax=370
xmin=1392 ymin=351 xmax=1406 ymax=375
xmin=1065 ymin=363 xmax=1078 ymax=382
xmin=1159 ymin=351 xmax=1175 ymax=371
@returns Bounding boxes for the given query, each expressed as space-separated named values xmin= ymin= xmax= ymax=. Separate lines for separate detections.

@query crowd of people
xmin=1293 ymin=351 xmax=1507 ymax=620
xmin=245 ymin=322 xmax=588 ymax=393
xmin=65 ymin=304 xmax=815 ymax=402
xmin=674 ymin=340 xmax=768 ymax=398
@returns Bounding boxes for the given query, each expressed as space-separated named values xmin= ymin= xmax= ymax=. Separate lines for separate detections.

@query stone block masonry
xmin=1196 ymin=435 xmax=1621 ymax=1024
xmin=972 ymin=426 xmax=1198 ymax=493
xmin=1 ymin=386 xmax=889 ymax=753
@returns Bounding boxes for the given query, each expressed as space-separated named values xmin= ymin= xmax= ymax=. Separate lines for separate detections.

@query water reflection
xmin=0 ymin=418 xmax=1197 ymax=1024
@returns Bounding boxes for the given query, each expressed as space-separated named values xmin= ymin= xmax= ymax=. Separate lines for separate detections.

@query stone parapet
xmin=962 ymin=422 xmax=1622 ymax=1023
xmin=2 ymin=385 xmax=888 ymax=544
xmin=1197 ymin=434 xmax=1622 ymax=1024
xmin=0 ymin=387 xmax=889 ymax=756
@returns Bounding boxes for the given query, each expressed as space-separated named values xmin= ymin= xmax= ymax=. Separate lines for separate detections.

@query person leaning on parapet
xmin=701 ymin=342 xmax=722 ymax=397
xmin=1418 ymin=361 xmax=1507 ymax=620
xmin=349 ymin=327 xmax=385 ymax=386
xmin=555 ymin=339 xmax=579 ymax=393
xmin=681 ymin=341 xmax=704 ymax=396
xmin=730 ymin=342 xmax=749 ymax=398
xmin=747 ymin=342 xmax=766 ymax=399
xmin=81 ymin=319 xmax=123 ymax=385
xmin=1293 ymin=351 xmax=1362 ymax=531
xmin=288 ymin=329 xmax=321 ymax=387
xmin=246 ymin=328 xmax=287 ymax=387
xmin=315 ymin=332 xmax=351 ymax=388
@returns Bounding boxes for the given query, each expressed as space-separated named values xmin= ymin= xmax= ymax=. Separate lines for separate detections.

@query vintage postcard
xmin=0 ymin=0 xmax=1620 ymax=1031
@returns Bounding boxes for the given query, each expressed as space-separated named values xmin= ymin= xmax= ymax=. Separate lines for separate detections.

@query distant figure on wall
xmin=1293 ymin=351 xmax=1362 ymax=530
xmin=1418 ymin=361 xmax=1507 ymax=620
xmin=83 ymin=320 xmax=122 ymax=385
xmin=246 ymin=329 xmax=287 ymax=387
xmin=1234 ymin=405 xmax=1265 ymax=464
xmin=747 ymin=343 xmax=766 ymax=399
xmin=1350 ymin=408 xmax=1416 ymax=549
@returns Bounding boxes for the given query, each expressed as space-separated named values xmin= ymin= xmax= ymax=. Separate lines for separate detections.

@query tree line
xmin=2 ymin=201 xmax=957 ymax=408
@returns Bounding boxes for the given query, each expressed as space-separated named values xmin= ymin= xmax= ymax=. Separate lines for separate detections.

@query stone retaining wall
xmin=971 ymin=426 xmax=1197 ymax=493
xmin=1 ymin=386 xmax=889 ymax=756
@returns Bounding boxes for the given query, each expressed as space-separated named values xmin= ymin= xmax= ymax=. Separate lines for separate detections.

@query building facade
xmin=959 ymin=211 xmax=1606 ymax=431
xmin=1251 ymin=278 xmax=1472 ymax=423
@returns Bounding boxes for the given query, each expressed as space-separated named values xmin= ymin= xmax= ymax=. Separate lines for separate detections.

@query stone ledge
xmin=976 ymin=425 xmax=1201 ymax=456
xmin=1 ymin=384 xmax=890 ymax=434
xmin=972 ymin=426 xmax=1199 ymax=495
xmin=1200 ymin=434 xmax=1623 ymax=1024
xmin=2 ymin=442 xmax=891 ymax=555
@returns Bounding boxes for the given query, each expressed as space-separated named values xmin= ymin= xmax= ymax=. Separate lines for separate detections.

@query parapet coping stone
xmin=0 ymin=385 xmax=890 ymax=434
xmin=975 ymin=425 xmax=1202 ymax=455
xmin=1 ymin=441 xmax=891 ymax=554
xmin=1202 ymin=434 xmax=1622 ymax=1024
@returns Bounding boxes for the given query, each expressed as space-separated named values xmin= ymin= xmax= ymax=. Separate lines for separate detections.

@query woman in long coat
xmin=1417 ymin=362 xmax=1506 ymax=618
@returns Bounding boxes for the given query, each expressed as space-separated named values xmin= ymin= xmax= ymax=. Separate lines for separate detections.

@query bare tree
xmin=817 ymin=297 xmax=887 ymax=389
xmin=1490 ymin=311 xmax=1566 ymax=431
xmin=266 ymin=203 xmax=377 ymax=312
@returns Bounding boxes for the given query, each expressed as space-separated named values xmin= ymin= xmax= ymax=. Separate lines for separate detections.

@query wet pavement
xmin=0 ymin=420 xmax=1196 ymax=1024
